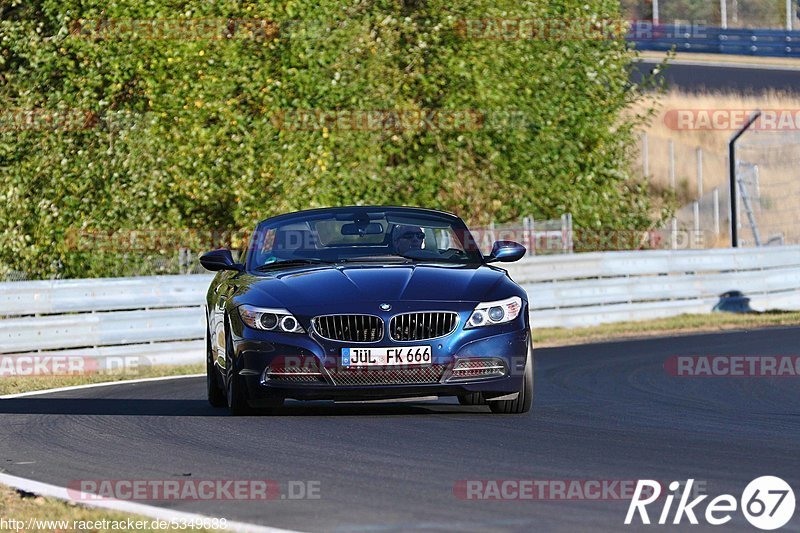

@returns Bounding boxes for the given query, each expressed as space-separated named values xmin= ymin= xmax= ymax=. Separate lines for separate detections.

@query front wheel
xmin=489 ymin=340 xmax=533 ymax=414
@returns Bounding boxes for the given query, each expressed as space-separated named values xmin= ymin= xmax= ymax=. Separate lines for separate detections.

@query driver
xmin=392 ymin=225 xmax=425 ymax=254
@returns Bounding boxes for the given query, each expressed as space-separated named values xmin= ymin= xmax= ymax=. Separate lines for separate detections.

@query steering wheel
xmin=440 ymin=248 xmax=466 ymax=260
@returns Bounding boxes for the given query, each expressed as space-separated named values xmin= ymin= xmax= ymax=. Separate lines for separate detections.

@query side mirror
xmin=200 ymin=249 xmax=244 ymax=272
xmin=487 ymin=241 xmax=526 ymax=263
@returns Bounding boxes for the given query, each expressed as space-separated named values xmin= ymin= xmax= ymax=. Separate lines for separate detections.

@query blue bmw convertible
xmin=201 ymin=206 xmax=532 ymax=415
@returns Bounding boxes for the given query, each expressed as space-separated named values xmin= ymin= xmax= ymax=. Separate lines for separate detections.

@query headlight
xmin=466 ymin=296 xmax=522 ymax=328
xmin=238 ymin=305 xmax=305 ymax=333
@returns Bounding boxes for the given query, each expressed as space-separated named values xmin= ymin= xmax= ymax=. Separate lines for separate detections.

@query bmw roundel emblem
xmin=380 ymin=303 xmax=392 ymax=311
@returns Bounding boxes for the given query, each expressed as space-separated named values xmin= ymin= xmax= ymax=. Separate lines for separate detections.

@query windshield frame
xmin=245 ymin=206 xmax=485 ymax=271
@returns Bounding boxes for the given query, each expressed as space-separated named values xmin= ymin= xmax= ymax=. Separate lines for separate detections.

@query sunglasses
xmin=400 ymin=232 xmax=425 ymax=240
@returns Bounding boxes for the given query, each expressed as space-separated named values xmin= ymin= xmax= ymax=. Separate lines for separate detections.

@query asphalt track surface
xmin=632 ymin=59 xmax=800 ymax=93
xmin=1 ymin=327 xmax=799 ymax=532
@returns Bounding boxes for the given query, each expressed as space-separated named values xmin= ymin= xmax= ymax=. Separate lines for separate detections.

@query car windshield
xmin=247 ymin=207 xmax=484 ymax=269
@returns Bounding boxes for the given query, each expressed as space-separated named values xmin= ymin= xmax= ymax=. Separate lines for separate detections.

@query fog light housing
xmin=447 ymin=358 xmax=507 ymax=382
xmin=263 ymin=355 xmax=325 ymax=384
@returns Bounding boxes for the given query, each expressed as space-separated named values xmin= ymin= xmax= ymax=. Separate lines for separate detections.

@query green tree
xmin=1 ymin=0 xmax=660 ymax=279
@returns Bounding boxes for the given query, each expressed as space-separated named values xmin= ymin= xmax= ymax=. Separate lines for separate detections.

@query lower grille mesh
xmin=266 ymin=373 xmax=324 ymax=383
xmin=330 ymin=364 xmax=447 ymax=386
xmin=264 ymin=357 xmax=325 ymax=383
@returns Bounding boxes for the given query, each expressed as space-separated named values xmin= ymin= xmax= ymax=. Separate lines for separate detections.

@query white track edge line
xmin=0 ymin=374 xmax=205 ymax=399
xmin=0 ymin=472 xmax=302 ymax=533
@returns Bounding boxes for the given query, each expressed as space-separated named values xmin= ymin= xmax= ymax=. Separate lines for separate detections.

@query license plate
xmin=342 ymin=346 xmax=432 ymax=367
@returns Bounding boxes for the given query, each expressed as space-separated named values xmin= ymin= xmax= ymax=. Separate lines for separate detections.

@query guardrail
xmin=1 ymin=245 xmax=799 ymax=365
xmin=629 ymin=24 xmax=800 ymax=58
xmin=505 ymin=245 xmax=800 ymax=328
xmin=0 ymin=275 xmax=213 ymax=366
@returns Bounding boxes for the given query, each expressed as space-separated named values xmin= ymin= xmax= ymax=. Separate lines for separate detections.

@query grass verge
xmin=533 ymin=311 xmax=800 ymax=347
xmin=0 ymin=484 xmax=217 ymax=532
xmin=0 ymin=363 xmax=203 ymax=396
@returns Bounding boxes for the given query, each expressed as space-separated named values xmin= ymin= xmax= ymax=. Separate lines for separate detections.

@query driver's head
xmin=392 ymin=225 xmax=424 ymax=254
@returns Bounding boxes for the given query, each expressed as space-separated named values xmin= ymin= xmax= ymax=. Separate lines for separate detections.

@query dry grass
xmin=0 ymin=363 xmax=203 ymax=396
xmin=636 ymin=89 xmax=799 ymax=194
xmin=631 ymin=89 xmax=800 ymax=245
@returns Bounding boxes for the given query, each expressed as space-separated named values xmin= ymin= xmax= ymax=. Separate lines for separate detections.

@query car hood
xmin=232 ymin=263 xmax=514 ymax=310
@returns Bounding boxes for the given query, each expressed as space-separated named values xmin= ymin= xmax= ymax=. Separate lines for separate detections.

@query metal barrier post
xmin=729 ymin=110 xmax=761 ymax=247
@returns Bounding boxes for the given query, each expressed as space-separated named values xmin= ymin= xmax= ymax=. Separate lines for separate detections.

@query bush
xmin=1 ymin=0 xmax=659 ymax=279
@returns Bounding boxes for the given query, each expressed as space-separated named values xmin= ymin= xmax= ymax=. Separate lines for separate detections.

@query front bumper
xmin=229 ymin=321 xmax=530 ymax=403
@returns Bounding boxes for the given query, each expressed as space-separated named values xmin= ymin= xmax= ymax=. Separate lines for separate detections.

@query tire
xmin=206 ymin=317 xmax=226 ymax=408
xmin=457 ymin=392 xmax=486 ymax=406
xmin=224 ymin=321 xmax=252 ymax=416
xmin=489 ymin=339 xmax=533 ymax=414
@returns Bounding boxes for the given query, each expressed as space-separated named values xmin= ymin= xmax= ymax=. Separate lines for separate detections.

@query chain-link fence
xmin=733 ymin=130 xmax=800 ymax=246
xmin=662 ymin=129 xmax=799 ymax=248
